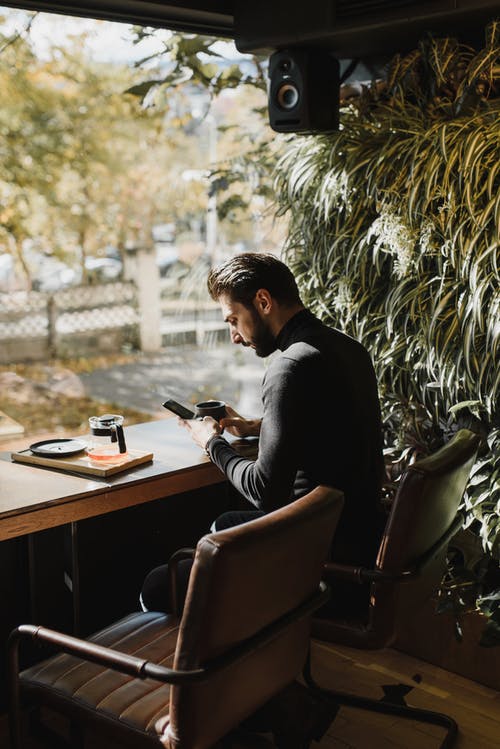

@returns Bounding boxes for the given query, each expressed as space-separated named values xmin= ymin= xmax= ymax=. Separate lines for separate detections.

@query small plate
xmin=29 ymin=438 xmax=87 ymax=458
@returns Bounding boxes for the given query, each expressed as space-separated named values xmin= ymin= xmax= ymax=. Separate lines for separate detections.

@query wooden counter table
xmin=0 ymin=419 xmax=258 ymax=541
xmin=0 ymin=419 xmax=257 ymax=635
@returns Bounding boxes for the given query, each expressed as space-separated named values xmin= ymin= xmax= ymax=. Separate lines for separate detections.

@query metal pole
xmin=206 ymin=114 xmax=218 ymax=267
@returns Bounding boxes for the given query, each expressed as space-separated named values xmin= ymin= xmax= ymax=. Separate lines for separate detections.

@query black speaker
xmin=268 ymin=48 xmax=340 ymax=133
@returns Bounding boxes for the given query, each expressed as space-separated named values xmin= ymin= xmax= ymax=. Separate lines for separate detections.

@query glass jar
xmin=86 ymin=414 xmax=128 ymax=463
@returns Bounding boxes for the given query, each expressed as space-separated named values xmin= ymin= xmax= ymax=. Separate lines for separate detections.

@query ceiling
xmin=2 ymin=1 xmax=499 ymax=68
xmin=2 ymin=1 xmax=234 ymax=36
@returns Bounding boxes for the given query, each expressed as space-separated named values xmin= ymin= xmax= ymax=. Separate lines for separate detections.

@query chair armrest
xmin=323 ymin=561 xmax=415 ymax=584
xmin=8 ymin=624 xmax=204 ymax=685
xmin=323 ymin=562 xmax=368 ymax=584
xmin=323 ymin=515 xmax=463 ymax=585
xmin=8 ymin=582 xmax=330 ymax=692
xmin=6 ymin=620 xmax=204 ymax=742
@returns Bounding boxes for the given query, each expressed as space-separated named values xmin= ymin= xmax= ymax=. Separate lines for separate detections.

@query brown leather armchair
xmin=309 ymin=428 xmax=481 ymax=749
xmin=8 ymin=485 xmax=344 ymax=749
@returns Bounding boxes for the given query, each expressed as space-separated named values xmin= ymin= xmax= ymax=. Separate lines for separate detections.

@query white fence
xmin=0 ymin=282 xmax=139 ymax=363
xmin=0 ymin=273 xmax=228 ymax=364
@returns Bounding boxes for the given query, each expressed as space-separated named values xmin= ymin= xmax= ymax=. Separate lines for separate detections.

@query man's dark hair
xmin=207 ymin=253 xmax=302 ymax=307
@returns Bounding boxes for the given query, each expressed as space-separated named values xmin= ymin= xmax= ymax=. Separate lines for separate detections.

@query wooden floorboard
xmin=1 ymin=639 xmax=498 ymax=748
xmin=309 ymin=639 xmax=500 ymax=749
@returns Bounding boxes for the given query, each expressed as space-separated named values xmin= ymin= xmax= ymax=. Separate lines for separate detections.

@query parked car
xmin=156 ymin=244 xmax=180 ymax=277
xmin=32 ymin=261 xmax=79 ymax=292
xmin=152 ymin=223 xmax=176 ymax=243
xmin=85 ymin=257 xmax=123 ymax=283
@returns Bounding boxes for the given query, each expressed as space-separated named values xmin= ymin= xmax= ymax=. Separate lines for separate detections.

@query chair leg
xmin=7 ymin=631 xmax=23 ymax=749
xmin=303 ymin=651 xmax=458 ymax=749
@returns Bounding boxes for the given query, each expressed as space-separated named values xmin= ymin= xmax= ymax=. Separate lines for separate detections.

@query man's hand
xmin=219 ymin=405 xmax=261 ymax=438
xmin=179 ymin=416 xmax=221 ymax=451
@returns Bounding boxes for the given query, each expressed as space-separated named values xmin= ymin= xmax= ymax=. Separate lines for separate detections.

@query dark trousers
xmin=140 ymin=510 xmax=264 ymax=612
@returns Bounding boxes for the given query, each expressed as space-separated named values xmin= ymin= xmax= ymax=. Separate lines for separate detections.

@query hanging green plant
xmin=274 ymin=22 xmax=500 ymax=642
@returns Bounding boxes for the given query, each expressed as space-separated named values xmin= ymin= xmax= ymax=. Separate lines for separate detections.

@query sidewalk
xmin=79 ymin=342 xmax=267 ymax=419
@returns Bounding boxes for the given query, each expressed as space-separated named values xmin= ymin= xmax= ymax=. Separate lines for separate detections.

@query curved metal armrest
xmin=8 ymin=624 xmax=203 ymax=685
xmin=7 ymin=621 xmax=201 ymax=748
xmin=323 ymin=562 xmax=371 ymax=585
xmin=8 ymin=582 xmax=330 ymax=698
xmin=323 ymin=561 xmax=415 ymax=585
xmin=324 ymin=514 xmax=463 ymax=586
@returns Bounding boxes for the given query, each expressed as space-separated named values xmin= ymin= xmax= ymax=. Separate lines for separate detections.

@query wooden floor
xmin=308 ymin=640 xmax=500 ymax=749
xmin=1 ymin=639 xmax=499 ymax=748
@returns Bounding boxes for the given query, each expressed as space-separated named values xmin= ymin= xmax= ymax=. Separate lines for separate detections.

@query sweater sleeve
xmin=207 ymin=353 xmax=305 ymax=512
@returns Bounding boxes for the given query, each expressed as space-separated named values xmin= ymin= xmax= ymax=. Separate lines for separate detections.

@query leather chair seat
xmin=20 ymin=612 xmax=180 ymax=745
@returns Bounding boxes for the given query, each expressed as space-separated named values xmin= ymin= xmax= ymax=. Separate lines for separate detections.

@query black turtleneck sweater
xmin=208 ymin=309 xmax=385 ymax=566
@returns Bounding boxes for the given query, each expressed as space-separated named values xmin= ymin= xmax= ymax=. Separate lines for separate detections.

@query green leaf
xmin=124 ymin=80 xmax=164 ymax=97
xmin=479 ymin=619 xmax=500 ymax=647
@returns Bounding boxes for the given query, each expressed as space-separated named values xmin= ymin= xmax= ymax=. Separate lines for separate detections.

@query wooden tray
xmin=11 ymin=448 xmax=154 ymax=478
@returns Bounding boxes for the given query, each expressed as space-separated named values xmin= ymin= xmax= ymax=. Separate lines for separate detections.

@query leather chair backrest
xmin=168 ymin=486 xmax=343 ymax=749
xmin=369 ymin=429 xmax=480 ymax=645
xmin=377 ymin=429 xmax=480 ymax=573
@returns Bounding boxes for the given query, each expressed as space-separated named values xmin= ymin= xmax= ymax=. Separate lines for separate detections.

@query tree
xmin=126 ymin=29 xmax=287 ymax=254
xmin=43 ymin=35 xmax=164 ymax=280
xmin=0 ymin=14 xmax=287 ymax=290
xmin=0 ymin=12 xmax=68 ymax=287
xmin=0 ymin=13 xmax=208 ymax=284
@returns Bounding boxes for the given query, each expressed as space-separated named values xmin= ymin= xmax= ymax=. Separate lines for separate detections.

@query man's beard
xmin=248 ymin=305 xmax=277 ymax=358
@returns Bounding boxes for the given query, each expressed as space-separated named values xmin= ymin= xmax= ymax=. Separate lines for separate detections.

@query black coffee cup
xmin=195 ymin=400 xmax=227 ymax=421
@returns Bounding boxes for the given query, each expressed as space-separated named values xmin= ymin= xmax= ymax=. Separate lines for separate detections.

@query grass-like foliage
xmin=274 ymin=23 xmax=500 ymax=640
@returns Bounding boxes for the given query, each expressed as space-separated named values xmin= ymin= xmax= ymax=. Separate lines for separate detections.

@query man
xmin=141 ymin=252 xmax=385 ymax=614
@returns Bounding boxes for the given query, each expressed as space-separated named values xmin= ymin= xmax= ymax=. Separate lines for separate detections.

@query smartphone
xmin=162 ymin=399 xmax=195 ymax=420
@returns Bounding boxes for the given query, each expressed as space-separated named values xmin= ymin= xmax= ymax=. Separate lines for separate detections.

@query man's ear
xmin=254 ymin=288 xmax=273 ymax=316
